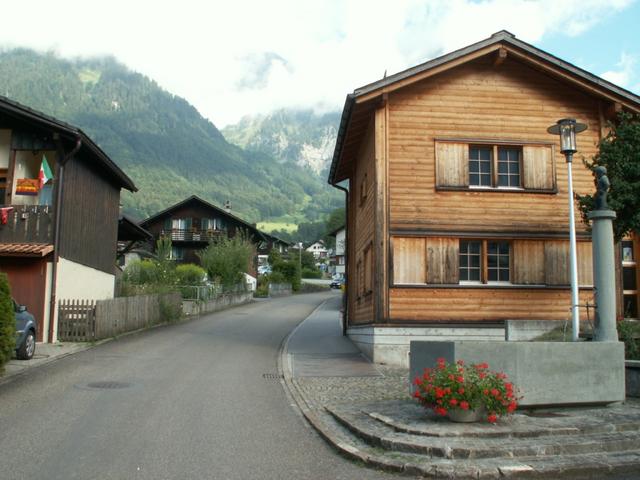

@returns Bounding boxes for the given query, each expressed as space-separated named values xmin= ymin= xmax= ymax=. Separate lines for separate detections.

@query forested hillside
xmin=0 ymin=49 xmax=342 ymax=222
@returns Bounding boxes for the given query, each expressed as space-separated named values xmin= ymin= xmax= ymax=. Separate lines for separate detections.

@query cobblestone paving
xmin=293 ymin=366 xmax=411 ymax=410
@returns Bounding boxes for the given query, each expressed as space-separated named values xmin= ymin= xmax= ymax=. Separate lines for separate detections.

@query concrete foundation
xmin=504 ymin=320 xmax=567 ymax=341
xmin=348 ymin=326 xmax=505 ymax=368
xmin=410 ymin=340 xmax=625 ymax=407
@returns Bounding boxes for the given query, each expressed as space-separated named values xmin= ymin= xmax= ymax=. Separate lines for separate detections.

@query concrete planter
xmin=447 ymin=407 xmax=486 ymax=423
xmin=410 ymin=340 xmax=625 ymax=407
xmin=626 ymin=360 xmax=640 ymax=397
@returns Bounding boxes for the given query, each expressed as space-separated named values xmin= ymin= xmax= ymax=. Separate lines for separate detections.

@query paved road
xmin=0 ymin=292 xmax=395 ymax=480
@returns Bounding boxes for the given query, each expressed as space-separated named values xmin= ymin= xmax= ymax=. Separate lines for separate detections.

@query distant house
xmin=329 ymin=226 xmax=346 ymax=278
xmin=116 ymin=214 xmax=153 ymax=269
xmin=140 ymin=195 xmax=269 ymax=277
xmin=0 ymin=95 xmax=137 ymax=342
xmin=306 ymin=240 xmax=328 ymax=260
xmin=328 ymin=31 xmax=640 ymax=366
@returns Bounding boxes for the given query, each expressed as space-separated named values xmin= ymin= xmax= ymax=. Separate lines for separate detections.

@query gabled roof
xmin=329 ymin=30 xmax=640 ymax=185
xmin=140 ymin=195 xmax=266 ymax=240
xmin=118 ymin=215 xmax=153 ymax=242
xmin=0 ymin=95 xmax=136 ymax=192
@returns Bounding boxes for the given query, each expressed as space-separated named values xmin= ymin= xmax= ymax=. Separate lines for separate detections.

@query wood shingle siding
xmin=58 ymin=154 xmax=120 ymax=274
xmin=349 ymin=120 xmax=376 ymax=325
xmin=389 ymin=287 xmax=594 ymax=323
xmin=387 ymin=57 xmax=601 ymax=234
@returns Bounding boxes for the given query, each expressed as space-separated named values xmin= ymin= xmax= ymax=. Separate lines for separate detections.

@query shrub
xmin=301 ymin=267 xmax=322 ymax=279
xmin=123 ymin=259 xmax=163 ymax=285
xmin=413 ymin=358 xmax=520 ymax=423
xmin=619 ymin=320 xmax=640 ymax=360
xmin=0 ymin=273 xmax=15 ymax=372
xmin=198 ymin=234 xmax=253 ymax=289
xmin=272 ymin=259 xmax=300 ymax=291
xmin=175 ymin=264 xmax=206 ymax=286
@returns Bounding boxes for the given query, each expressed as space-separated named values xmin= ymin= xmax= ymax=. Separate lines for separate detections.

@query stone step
xmin=316 ymin=408 xmax=640 ymax=478
xmin=327 ymin=405 xmax=640 ymax=460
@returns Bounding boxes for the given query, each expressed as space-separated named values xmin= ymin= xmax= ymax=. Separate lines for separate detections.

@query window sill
xmin=436 ymin=186 xmax=557 ymax=195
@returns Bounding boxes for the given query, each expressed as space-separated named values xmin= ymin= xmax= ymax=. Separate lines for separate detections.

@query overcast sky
xmin=0 ymin=0 xmax=638 ymax=127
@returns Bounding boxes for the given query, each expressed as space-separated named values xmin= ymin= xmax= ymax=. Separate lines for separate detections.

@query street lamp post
xmin=547 ymin=118 xmax=588 ymax=342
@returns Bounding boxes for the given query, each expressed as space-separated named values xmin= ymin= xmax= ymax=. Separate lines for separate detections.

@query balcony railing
xmin=0 ymin=205 xmax=54 ymax=244
xmin=160 ymin=228 xmax=225 ymax=243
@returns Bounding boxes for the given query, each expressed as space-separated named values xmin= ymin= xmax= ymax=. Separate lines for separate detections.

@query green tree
xmin=0 ymin=273 xmax=16 ymax=372
xmin=578 ymin=112 xmax=640 ymax=241
xmin=198 ymin=234 xmax=253 ymax=289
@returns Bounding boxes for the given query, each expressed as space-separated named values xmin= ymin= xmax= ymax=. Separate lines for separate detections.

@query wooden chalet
xmin=140 ymin=195 xmax=275 ymax=277
xmin=328 ymin=31 xmax=640 ymax=366
xmin=0 ymin=95 xmax=137 ymax=342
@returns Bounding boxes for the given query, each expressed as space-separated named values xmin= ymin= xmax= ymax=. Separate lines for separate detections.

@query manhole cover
xmin=76 ymin=381 xmax=133 ymax=390
xmin=262 ymin=373 xmax=284 ymax=380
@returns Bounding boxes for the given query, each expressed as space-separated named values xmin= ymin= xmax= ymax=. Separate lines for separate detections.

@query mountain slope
xmin=0 ymin=49 xmax=342 ymax=222
xmin=222 ymin=109 xmax=340 ymax=176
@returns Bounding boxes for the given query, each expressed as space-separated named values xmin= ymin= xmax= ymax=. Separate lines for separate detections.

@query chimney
xmin=224 ymin=200 xmax=231 ymax=213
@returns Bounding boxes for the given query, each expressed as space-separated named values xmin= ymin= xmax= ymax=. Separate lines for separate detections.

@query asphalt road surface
xmin=0 ymin=292 xmax=395 ymax=480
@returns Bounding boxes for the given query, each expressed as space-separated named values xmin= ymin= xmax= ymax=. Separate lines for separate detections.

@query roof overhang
xmin=0 ymin=243 xmax=54 ymax=257
xmin=328 ymin=30 xmax=640 ymax=186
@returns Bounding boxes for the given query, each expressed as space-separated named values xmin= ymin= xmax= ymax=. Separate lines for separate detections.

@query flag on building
xmin=39 ymin=155 xmax=53 ymax=189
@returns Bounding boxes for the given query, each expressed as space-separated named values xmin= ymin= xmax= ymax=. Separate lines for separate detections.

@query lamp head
xmin=547 ymin=118 xmax=587 ymax=154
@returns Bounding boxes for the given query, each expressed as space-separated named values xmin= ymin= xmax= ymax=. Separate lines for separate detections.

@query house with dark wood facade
xmin=140 ymin=195 xmax=284 ymax=277
xmin=0 ymin=95 xmax=137 ymax=342
xmin=329 ymin=31 xmax=640 ymax=366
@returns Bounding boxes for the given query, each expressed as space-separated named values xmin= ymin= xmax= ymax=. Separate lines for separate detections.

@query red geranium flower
xmin=459 ymin=401 xmax=469 ymax=410
xmin=449 ymin=398 xmax=458 ymax=406
xmin=487 ymin=413 xmax=498 ymax=423
xmin=434 ymin=407 xmax=448 ymax=416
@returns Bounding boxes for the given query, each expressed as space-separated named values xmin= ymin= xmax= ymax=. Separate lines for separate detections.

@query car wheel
xmin=17 ymin=330 xmax=35 ymax=360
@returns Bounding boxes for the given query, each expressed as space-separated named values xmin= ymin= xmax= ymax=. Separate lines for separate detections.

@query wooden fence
xmin=57 ymin=293 xmax=182 ymax=342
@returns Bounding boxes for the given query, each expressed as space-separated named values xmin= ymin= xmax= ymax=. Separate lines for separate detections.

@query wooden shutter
xmin=544 ymin=240 xmax=570 ymax=285
xmin=523 ymin=145 xmax=554 ymax=190
xmin=426 ymin=238 xmax=459 ymax=284
xmin=512 ymin=240 xmax=545 ymax=284
xmin=436 ymin=142 xmax=468 ymax=187
xmin=577 ymin=241 xmax=593 ymax=286
xmin=392 ymin=237 xmax=426 ymax=284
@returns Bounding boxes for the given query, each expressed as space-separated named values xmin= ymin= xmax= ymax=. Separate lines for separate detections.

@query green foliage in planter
xmin=272 ymin=259 xmax=301 ymax=291
xmin=619 ymin=320 xmax=640 ymax=360
xmin=0 ymin=273 xmax=16 ymax=372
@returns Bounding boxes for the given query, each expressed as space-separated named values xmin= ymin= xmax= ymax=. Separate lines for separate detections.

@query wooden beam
xmin=493 ymin=47 xmax=507 ymax=67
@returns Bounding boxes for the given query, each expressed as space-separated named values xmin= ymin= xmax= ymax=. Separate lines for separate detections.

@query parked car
xmin=330 ymin=279 xmax=344 ymax=289
xmin=258 ymin=265 xmax=272 ymax=275
xmin=14 ymin=299 xmax=36 ymax=360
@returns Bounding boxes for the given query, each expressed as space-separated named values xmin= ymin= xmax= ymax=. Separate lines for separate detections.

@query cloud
xmin=0 ymin=0 xmax=634 ymax=126
xmin=236 ymin=52 xmax=292 ymax=90
xmin=601 ymin=52 xmax=637 ymax=89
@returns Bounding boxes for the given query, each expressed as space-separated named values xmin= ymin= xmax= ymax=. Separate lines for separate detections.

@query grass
xmin=257 ymin=221 xmax=298 ymax=233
